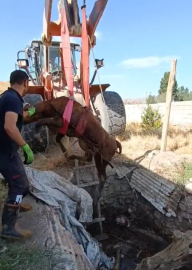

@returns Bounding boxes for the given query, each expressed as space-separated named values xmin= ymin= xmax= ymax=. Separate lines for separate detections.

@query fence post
xmin=160 ymin=59 xmax=177 ymax=152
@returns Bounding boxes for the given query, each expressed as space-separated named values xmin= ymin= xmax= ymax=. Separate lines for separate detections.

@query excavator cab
xmin=37 ymin=40 xmax=80 ymax=75
xmin=16 ymin=40 xmax=81 ymax=86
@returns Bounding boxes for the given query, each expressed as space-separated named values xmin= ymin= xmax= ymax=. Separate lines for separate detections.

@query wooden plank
xmin=86 ymin=217 xmax=105 ymax=224
xmin=73 ymin=163 xmax=95 ymax=170
xmin=78 ymin=181 xmax=99 ymax=188
xmin=161 ymin=59 xmax=177 ymax=151
xmin=94 ymin=233 xmax=108 ymax=241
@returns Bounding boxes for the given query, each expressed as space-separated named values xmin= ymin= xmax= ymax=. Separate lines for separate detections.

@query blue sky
xmin=0 ymin=0 xmax=192 ymax=99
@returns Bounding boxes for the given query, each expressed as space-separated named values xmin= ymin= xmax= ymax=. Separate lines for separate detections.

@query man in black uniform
xmin=0 ymin=70 xmax=36 ymax=239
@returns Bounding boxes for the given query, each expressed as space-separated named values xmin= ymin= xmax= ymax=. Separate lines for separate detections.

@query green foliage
xmin=176 ymin=86 xmax=192 ymax=101
xmin=0 ymin=240 xmax=55 ymax=270
xmin=182 ymin=162 xmax=192 ymax=182
xmin=146 ymin=94 xmax=157 ymax=104
xmin=175 ymin=162 xmax=192 ymax=186
xmin=158 ymin=71 xmax=178 ymax=100
xmin=141 ymin=104 xmax=162 ymax=129
xmin=149 ymin=71 xmax=192 ymax=102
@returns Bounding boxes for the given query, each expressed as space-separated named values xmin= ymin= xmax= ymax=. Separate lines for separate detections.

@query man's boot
xmin=1 ymin=204 xmax=32 ymax=239
xmin=19 ymin=203 xmax=32 ymax=213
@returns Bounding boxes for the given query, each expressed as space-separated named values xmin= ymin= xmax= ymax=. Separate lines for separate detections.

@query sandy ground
xmin=0 ymin=82 xmax=9 ymax=94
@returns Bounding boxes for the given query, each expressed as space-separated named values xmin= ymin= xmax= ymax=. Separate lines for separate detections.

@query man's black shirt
xmin=0 ymin=88 xmax=24 ymax=153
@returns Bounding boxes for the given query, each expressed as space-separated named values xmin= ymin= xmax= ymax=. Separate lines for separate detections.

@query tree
xmin=141 ymin=105 xmax=162 ymax=129
xmin=188 ymin=91 xmax=192 ymax=100
xmin=146 ymin=94 xmax=157 ymax=104
xmin=158 ymin=72 xmax=178 ymax=100
xmin=176 ymin=86 xmax=192 ymax=101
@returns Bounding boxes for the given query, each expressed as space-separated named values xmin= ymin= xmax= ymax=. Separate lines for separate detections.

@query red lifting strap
xmin=81 ymin=5 xmax=90 ymax=107
xmin=59 ymin=99 xmax=74 ymax=135
xmin=75 ymin=107 xmax=89 ymax=136
xmin=59 ymin=1 xmax=74 ymax=135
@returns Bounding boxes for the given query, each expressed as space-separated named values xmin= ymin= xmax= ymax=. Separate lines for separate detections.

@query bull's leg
xmin=92 ymin=184 xmax=103 ymax=219
xmin=34 ymin=116 xmax=63 ymax=143
xmin=55 ymin=133 xmax=67 ymax=154
xmin=94 ymin=153 xmax=108 ymax=186
xmin=67 ymin=138 xmax=93 ymax=162
xmin=92 ymin=153 xmax=109 ymax=218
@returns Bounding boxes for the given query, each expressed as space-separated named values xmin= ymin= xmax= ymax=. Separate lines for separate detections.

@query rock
xmin=185 ymin=183 xmax=192 ymax=194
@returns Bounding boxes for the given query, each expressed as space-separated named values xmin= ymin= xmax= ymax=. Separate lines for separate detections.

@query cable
xmin=88 ymin=35 xmax=106 ymax=105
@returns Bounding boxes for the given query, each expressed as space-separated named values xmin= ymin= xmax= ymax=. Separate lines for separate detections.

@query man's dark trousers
xmin=0 ymin=151 xmax=29 ymax=204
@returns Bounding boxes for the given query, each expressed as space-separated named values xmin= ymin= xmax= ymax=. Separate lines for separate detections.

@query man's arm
xmin=4 ymin=100 xmax=34 ymax=164
xmin=4 ymin=112 xmax=26 ymax=146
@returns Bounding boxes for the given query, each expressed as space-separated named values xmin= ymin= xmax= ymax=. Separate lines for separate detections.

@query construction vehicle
xmin=16 ymin=0 xmax=126 ymax=241
xmin=16 ymin=0 xmax=126 ymax=152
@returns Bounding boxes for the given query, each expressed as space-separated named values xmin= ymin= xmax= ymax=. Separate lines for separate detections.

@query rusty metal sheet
xmin=130 ymin=168 xmax=181 ymax=217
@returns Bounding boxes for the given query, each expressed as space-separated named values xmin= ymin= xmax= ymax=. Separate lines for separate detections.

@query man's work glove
xmin=21 ymin=144 xmax=34 ymax=165
xmin=27 ymin=107 xmax=36 ymax=116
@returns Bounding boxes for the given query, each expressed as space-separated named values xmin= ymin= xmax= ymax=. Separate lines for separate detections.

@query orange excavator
xmin=16 ymin=0 xmax=126 ymax=152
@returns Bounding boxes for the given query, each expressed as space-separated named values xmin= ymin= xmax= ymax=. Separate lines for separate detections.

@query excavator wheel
xmin=22 ymin=94 xmax=49 ymax=153
xmin=91 ymin=91 xmax=126 ymax=136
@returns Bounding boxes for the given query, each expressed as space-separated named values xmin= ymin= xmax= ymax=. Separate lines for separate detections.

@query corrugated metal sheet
xmin=115 ymin=165 xmax=182 ymax=218
xmin=129 ymin=168 xmax=182 ymax=217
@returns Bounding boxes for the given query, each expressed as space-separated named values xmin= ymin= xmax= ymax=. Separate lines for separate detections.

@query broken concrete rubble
xmin=135 ymin=230 xmax=192 ymax=270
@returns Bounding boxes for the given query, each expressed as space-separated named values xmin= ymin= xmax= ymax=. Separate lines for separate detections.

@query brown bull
xmin=24 ymin=96 xmax=122 ymax=217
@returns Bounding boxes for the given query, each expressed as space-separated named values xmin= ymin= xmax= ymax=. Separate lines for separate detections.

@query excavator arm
xmin=42 ymin=0 xmax=108 ymax=40
xmin=41 ymin=0 xmax=108 ymax=134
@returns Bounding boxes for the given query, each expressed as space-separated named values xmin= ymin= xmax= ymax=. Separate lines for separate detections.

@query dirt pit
xmin=86 ymin=217 xmax=166 ymax=270
xmin=1 ymin=158 xmax=192 ymax=270
xmin=86 ymin=215 xmax=192 ymax=270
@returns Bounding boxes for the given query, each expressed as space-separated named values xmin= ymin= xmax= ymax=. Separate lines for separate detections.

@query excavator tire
xmin=22 ymin=94 xmax=49 ymax=153
xmin=91 ymin=91 xmax=126 ymax=136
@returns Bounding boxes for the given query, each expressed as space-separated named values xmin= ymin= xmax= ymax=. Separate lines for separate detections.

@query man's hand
xmin=21 ymin=144 xmax=34 ymax=165
xmin=23 ymin=107 xmax=36 ymax=117
xmin=28 ymin=107 xmax=36 ymax=116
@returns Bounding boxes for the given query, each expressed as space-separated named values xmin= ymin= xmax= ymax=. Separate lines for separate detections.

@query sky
xmin=0 ymin=0 xmax=192 ymax=99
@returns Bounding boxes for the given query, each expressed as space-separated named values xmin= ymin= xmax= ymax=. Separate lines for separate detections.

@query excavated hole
xmin=78 ymin=171 xmax=167 ymax=269
xmin=86 ymin=214 xmax=166 ymax=270
xmin=81 ymin=169 xmax=192 ymax=270
xmin=86 ymin=209 xmax=192 ymax=270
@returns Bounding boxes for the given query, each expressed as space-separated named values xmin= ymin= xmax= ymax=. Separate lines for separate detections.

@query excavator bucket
xmin=43 ymin=0 xmax=53 ymax=44
xmin=87 ymin=0 xmax=108 ymax=43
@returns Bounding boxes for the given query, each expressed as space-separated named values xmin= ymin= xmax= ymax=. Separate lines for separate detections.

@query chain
xmin=88 ymin=35 xmax=106 ymax=105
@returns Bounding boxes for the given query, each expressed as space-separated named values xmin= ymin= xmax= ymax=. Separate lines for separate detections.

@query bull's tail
xmin=115 ymin=140 xmax=122 ymax=154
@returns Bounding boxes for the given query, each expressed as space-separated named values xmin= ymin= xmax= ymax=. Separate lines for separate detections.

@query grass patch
xmin=0 ymin=181 xmax=60 ymax=270
xmin=0 ymin=241 xmax=54 ymax=270
xmin=0 ymin=181 xmax=7 ymax=213
xmin=174 ymin=162 xmax=192 ymax=186
xmin=117 ymin=123 xmax=192 ymax=161
xmin=0 ymin=181 xmax=54 ymax=270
